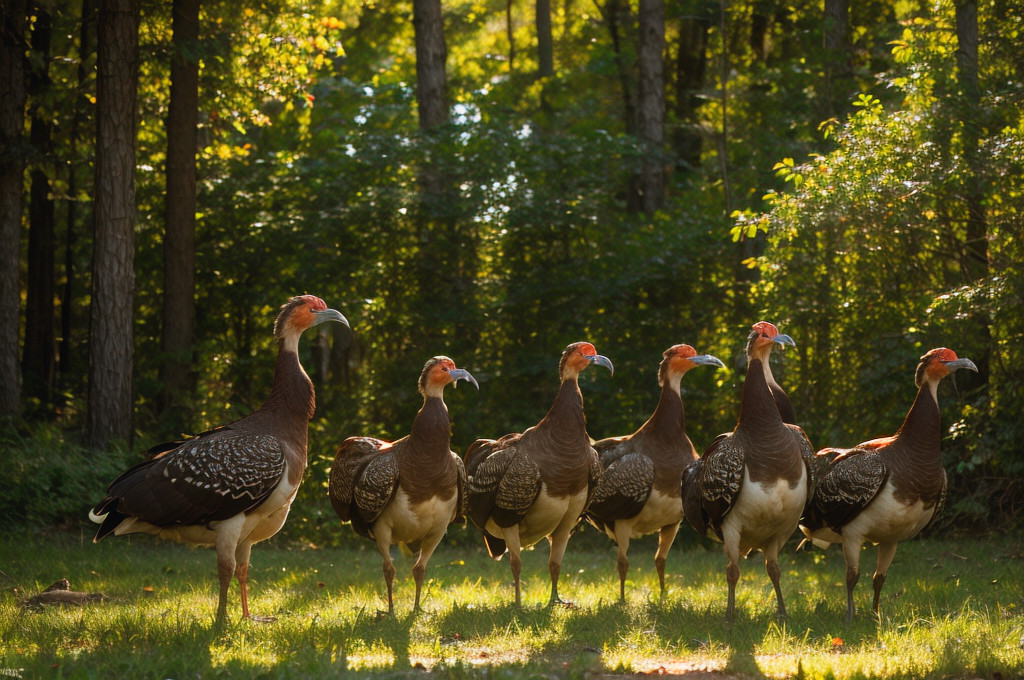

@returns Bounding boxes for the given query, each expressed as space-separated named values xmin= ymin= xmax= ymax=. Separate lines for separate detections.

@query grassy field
xmin=1 ymin=527 xmax=1022 ymax=679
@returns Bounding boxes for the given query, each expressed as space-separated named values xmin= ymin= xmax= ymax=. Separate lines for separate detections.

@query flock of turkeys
xmin=89 ymin=295 xmax=976 ymax=623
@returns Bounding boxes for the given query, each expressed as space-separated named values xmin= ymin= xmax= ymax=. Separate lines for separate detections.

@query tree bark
xmin=955 ymin=0 xmax=989 ymax=387
xmin=413 ymin=0 xmax=448 ymax=131
xmin=672 ymin=3 xmax=712 ymax=173
xmin=23 ymin=6 xmax=56 ymax=403
xmin=823 ymin=0 xmax=850 ymax=118
xmin=536 ymin=0 xmax=553 ymax=77
xmin=0 ymin=0 xmax=28 ymax=418
xmin=88 ymin=0 xmax=140 ymax=448
xmin=61 ymin=0 xmax=97 ymax=387
xmin=601 ymin=0 xmax=636 ymax=134
xmin=160 ymin=0 xmax=200 ymax=433
xmin=749 ymin=0 xmax=772 ymax=63
xmin=506 ymin=0 xmax=515 ymax=71
xmin=632 ymin=0 xmax=665 ymax=214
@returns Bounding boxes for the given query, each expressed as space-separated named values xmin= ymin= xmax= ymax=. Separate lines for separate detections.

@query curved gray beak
xmin=690 ymin=354 xmax=726 ymax=368
xmin=448 ymin=368 xmax=479 ymax=390
xmin=943 ymin=358 xmax=978 ymax=373
xmin=585 ymin=354 xmax=615 ymax=377
xmin=311 ymin=309 xmax=349 ymax=329
xmin=773 ymin=333 xmax=796 ymax=349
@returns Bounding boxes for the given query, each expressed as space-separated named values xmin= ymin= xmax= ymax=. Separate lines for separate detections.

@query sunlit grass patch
xmin=1 ymin=531 xmax=1022 ymax=678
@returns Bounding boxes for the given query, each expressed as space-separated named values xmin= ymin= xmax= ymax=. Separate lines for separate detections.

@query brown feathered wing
xmin=92 ymin=431 xmax=286 ymax=540
xmin=684 ymin=433 xmax=744 ymax=541
xmin=585 ymin=436 xmax=655 ymax=532
xmin=329 ymin=436 xmax=401 ymax=539
xmin=465 ymin=434 xmax=542 ymax=531
xmin=804 ymin=447 xmax=888 ymax=534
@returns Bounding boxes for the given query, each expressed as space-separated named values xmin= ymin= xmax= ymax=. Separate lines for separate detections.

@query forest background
xmin=1 ymin=0 xmax=1021 ymax=545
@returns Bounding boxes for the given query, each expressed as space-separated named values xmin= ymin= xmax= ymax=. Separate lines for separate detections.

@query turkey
xmin=465 ymin=341 xmax=613 ymax=607
xmin=90 ymin=295 xmax=348 ymax=622
xmin=800 ymin=347 xmax=977 ymax=620
xmin=682 ymin=321 xmax=813 ymax=620
xmin=585 ymin=344 xmax=724 ymax=600
xmin=329 ymin=356 xmax=478 ymax=613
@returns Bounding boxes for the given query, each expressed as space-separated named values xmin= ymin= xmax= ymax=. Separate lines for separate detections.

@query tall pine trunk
xmin=88 ymin=0 xmax=140 ymax=448
xmin=413 ymin=0 xmax=448 ymax=131
xmin=536 ymin=0 xmax=553 ymax=77
xmin=823 ymin=0 xmax=850 ymax=118
xmin=955 ymin=0 xmax=989 ymax=388
xmin=24 ymin=6 xmax=56 ymax=404
xmin=61 ymin=0 xmax=97 ymax=388
xmin=632 ymin=0 xmax=665 ymax=214
xmin=160 ymin=0 xmax=200 ymax=433
xmin=602 ymin=0 xmax=636 ymax=135
xmin=0 ymin=0 xmax=28 ymax=418
xmin=672 ymin=5 xmax=711 ymax=173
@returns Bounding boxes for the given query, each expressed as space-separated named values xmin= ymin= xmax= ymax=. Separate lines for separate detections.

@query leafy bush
xmin=0 ymin=424 xmax=138 ymax=530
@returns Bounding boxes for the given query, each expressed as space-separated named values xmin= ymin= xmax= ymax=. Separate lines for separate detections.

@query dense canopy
xmin=2 ymin=0 xmax=1021 ymax=538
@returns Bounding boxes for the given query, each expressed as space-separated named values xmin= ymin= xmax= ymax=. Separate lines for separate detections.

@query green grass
xmin=1 ymin=528 xmax=1022 ymax=679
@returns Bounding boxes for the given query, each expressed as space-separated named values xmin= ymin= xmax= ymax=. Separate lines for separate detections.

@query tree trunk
xmin=411 ymin=0 xmax=478 ymax=358
xmin=823 ymin=0 xmax=850 ymax=118
xmin=955 ymin=0 xmax=989 ymax=387
xmin=602 ymin=0 xmax=636 ymax=134
xmin=413 ymin=0 xmax=448 ymax=131
xmin=632 ymin=0 xmax=665 ymax=215
xmin=672 ymin=4 xmax=712 ymax=173
xmin=413 ymin=0 xmax=450 ymax=348
xmin=717 ymin=0 xmax=732 ymax=214
xmin=88 ymin=0 xmax=140 ymax=448
xmin=506 ymin=0 xmax=515 ymax=72
xmin=160 ymin=0 xmax=200 ymax=434
xmin=749 ymin=0 xmax=772 ymax=63
xmin=0 ymin=0 xmax=28 ymax=418
xmin=536 ymin=0 xmax=553 ymax=77
xmin=61 ymin=0 xmax=97 ymax=388
xmin=23 ymin=6 xmax=56 ymax=404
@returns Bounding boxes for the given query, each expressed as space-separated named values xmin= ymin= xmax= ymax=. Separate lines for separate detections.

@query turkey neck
xmin=252 ymin=338 xmax=314 ymax=482
xmin=737 ymin=356 xmax=803 ymax=485
xmin=643 ymin=379 xmax=687 ymax=446
xmin=407 ymin=396 xmax=453 ymax=460
xmin=760 ymin=353 xmax=797 ymax=424
xmin=886 ymin=382 xmax=944 ymax=503
xmin=400 ymin=395 xmax=459 ymax=504
xmin=639 ymin=379 xmax=694 ymax=495
xmin=529 ymin=377 xmax=592 ymax=496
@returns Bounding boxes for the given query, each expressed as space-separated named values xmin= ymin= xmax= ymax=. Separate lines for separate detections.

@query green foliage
xmin=749 ymin=6 xmax=1024 ymax=528
xmin=0 ymin=425 xmax=137 ymax=529
xmin=11 ymin=0 xmax=1024 ymax=534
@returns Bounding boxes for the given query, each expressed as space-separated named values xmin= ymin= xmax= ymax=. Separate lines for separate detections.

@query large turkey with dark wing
xmin=800 ymin=348 xmax=977 ymax=621
xmin=329 ymin=356 xmax=477 ymax=614
xmin=90 ymin=296 xmax=348 ymax=622
xmin=682 ymin=321 xmax=814 ymax=620
xmin=465 ymin=342 xmax=613 ymax=607
xmin=585 ymin=344 xmax=724 ymax=600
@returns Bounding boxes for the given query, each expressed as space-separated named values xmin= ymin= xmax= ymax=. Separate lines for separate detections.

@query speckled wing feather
xmin=593 ymin=436 xmax=630 ymax=466
xmin=452 ymin=451 xmax=467 ymax=524
xmin=681 ymin=457 xmax=706 ymax=538
xmin=353 ymin=449 xmax=400 ymax=526
xmin=586 ymin=452 xmax=654 ymax=524
xmin=808 ymin=448 xmax=888 ymax=533
xmin=329 ymin=437 xmax=389 ymax=524
xmin=465 ymin=435 xmax=541 ymax=530
xmin=585 ymin=447 xmax=604 ymax=512
xmin=95 ymin=433 xmax=285 ymax=533
xmin=697 ymin=433 xmax=745 ymax=540
xmin=786 ymin=424 xmax=820 ymax=512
